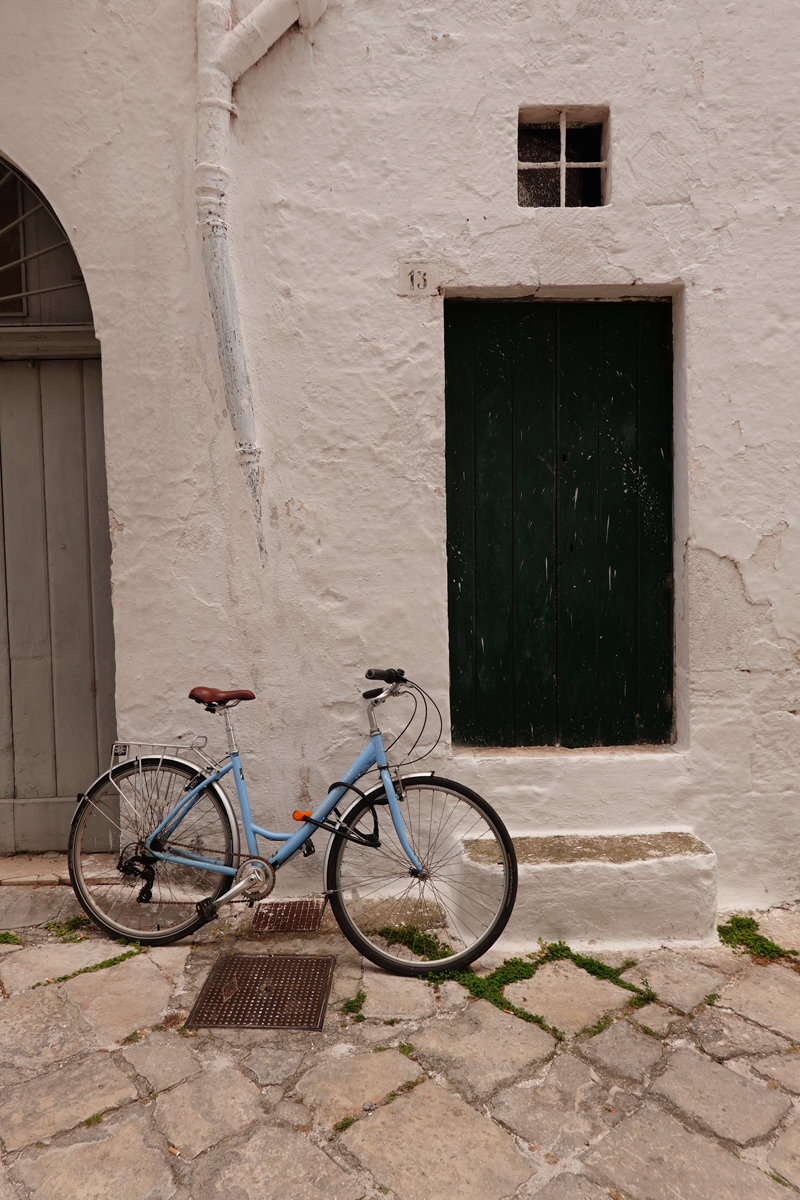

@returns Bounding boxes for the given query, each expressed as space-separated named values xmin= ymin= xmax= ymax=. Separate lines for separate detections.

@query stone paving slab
xmin=651 ymin=1047 xmax=791 ymax=1144
xmin=0 ymin=985 xmax=96 ymax=1070
xmin=585 ymin=1105 xmax=789 ymax=1199
xmin=620 ymin=951 xmax=729 ymax=1012
xmin=296 ymin=1047 xmax=420 ymax=1127
xmin=147 ymin=944 xmax=192 ymax=983
xmin=683 ymin=946 xmax=747 ymax=976
xmin=692 ymin=1007 xmax=790 ymax=1060
xmin=768 ymin=1120 xmax=800 ymax=1190
xmin=755 ymin=909 xmax=800 ymax=951
xmin=412 ymin=997 xmax=555 ymax=1099
xmin=61 ymin=953 xmax=173 ymax=1045
xmin=535 ymin=1176 xmax=615 ymax=1199
xmin=579 ymin=1019 xmax=663 ymax=1080
xmin=436 ymin=979 xmax=470 ymax=1011
xmin=246 ymin=1046 xmax=306 ymax=1086
xmin=490 ymin=1052 xmax=609 ymax=1156
xmin=0 ymin=1170 xmax=14 ymax=1200
xmin=154 ymin=1065 xmax=262 ymax=1159
xmin=0 ymin=853 xmax=68 ymax=884
xmin=753 ymin=1053 xmax=800 ymax=1092
xmin=0 ymin=1052 xmax=137 ymax=1151
xmin=360 ymin=967 xmax=437 ymax=1020
xmin=121 ymin=1030 xmax=200 ymax=1092
xmin=628 ymin=1002 xmax=677 ymax=1036
xmin=192 ymin=1122 xmax=365 ymax=1200
xmin=721 ymin=964 xmax=800 ymax=1041
xmin=504 ymin=961 xmax=631 ymax=1035
xmin=0 ymin=885 xmax=79 ymax=929
xmin=8 ymin=1112 xmax=176 ymax=1199
xmin=342 ymin=1079 xmax=535 ymax=1200
xmin=0 ymin=939 xmax=119 ymax=993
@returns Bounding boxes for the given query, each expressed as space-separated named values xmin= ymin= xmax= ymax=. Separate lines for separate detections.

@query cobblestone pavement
xmin=1 ymin=863 xmax=800 ymax=1198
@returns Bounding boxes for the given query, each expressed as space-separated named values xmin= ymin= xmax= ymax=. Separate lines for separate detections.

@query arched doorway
xmin=0 ymin=156 xmax=115 ymax=851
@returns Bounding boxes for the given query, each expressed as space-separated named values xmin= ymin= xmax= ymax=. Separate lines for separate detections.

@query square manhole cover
xmin=185 ymin=955 xmax=336 ymax=1030
xmin=251 ymin=897 xmax=326 ymax=934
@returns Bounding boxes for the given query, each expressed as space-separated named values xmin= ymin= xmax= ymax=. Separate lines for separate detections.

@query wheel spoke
xmin=70 ymin=759 xmax=234 ymax=943
xmin=329 ymin=780 xmax=515 ymax=975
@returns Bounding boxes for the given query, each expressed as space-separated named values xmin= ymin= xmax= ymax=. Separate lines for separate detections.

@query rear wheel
xmin=326 ymin=777 xmax=517 ymax=976
xmin=68 ymin=756 xmax=235 ymax=945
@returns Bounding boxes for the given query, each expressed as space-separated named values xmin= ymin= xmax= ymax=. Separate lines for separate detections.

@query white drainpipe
xmin=195 ymin=0 xmax=328 ymax=561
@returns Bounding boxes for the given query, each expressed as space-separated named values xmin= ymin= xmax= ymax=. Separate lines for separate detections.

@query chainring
xmin=235 ymin=857 xmax=276 ymax=900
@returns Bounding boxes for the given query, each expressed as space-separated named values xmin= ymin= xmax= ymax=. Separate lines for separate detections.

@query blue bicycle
xmin=68 ymin=670 xmax=517 ymax=975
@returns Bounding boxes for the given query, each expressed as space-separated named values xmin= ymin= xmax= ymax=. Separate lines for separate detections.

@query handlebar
xmin=365 ymin=668 xmax=406 ymax=683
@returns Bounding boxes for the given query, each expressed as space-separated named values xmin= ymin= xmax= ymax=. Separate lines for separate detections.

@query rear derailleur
xmin=117 ymin=844 xmax=156 ymax=904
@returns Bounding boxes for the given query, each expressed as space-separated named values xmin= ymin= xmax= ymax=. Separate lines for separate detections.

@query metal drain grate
xmin=251 ymin=897 xmax=326 ymax=934
xmin=185 ymin=955 xmax=336 ymax=1030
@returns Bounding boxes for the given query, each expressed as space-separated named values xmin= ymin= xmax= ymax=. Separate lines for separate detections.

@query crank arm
xmin=209 ymin=869 xmax=261 ymax=911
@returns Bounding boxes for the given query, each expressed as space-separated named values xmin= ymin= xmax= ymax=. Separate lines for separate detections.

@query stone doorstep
xmin=496 ymin=833 xmax=717 ymax=950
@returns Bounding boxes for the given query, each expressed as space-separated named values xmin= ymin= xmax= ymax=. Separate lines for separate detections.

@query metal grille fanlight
xmin=0 ymin=156 xmax=90 ymax=318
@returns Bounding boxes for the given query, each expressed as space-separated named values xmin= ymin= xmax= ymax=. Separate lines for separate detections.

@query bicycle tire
xmin=325 ymin=776 xmax=517 ymax=976
xmin=68 ymin=756 xmax=235 ymax=945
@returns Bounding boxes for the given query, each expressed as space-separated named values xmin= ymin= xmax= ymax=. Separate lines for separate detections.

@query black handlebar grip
xmin=365 ymin=668 xmax=405 ymax=683
xmin=362 ymin=687 xmax=385 ymax=699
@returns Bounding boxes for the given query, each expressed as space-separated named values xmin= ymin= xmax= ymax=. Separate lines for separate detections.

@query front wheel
xmin=326 ymin=777 xmax=517 ymax=976
xmin=68 ymin=756 xmax=236 ymax=945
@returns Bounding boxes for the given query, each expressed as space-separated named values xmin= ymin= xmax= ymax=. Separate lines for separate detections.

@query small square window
xmin=518 ymin=108 xmax=608 ymax=208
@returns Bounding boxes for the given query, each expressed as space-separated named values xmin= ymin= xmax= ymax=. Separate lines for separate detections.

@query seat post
xmin=223 ymin=707 xmax=238 ymax=755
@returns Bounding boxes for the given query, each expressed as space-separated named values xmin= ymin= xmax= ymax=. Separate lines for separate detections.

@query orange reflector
xmin=293 ymin=810 xmax=313 ymax=822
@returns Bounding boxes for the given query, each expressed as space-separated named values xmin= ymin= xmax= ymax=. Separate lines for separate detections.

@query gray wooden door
xmin=0 ymin=359 xmax=115 ymax=839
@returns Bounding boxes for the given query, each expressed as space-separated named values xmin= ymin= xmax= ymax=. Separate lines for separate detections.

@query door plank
xmin=513 ymin=304 xmax=558 ymax=744
xmin=637 ymin=304 xmax=674 ymax=742
xmin=83 ymin=360 xmax=116 ymax=770
xmin=445 ymin=303 xmax=478 ymax=743
xmin=41 ymin=360 xmax=98 ymax=796
xmin=474 ymin=305 xmax=515 ymax=745
xmin=557 ymin=305 xmax=600 ymax=747
xmin=0 ymin=362 xmax=56 ymax=797
xmin=597 ymin=305 xmax=639 ymax=744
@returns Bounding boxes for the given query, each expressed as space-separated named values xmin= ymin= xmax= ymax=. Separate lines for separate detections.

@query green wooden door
xmin=445 ymin=300 xmax=673 ymax=748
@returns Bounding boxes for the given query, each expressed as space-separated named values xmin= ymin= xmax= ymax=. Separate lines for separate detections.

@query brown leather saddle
xmin=189 ymin=687 xmax=255 ymax=708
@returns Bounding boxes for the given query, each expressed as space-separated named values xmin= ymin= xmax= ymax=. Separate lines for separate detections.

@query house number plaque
xmin=397 ymin=262 xmax=440 ymax=296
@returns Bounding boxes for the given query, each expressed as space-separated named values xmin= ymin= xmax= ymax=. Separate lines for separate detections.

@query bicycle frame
xmin=143 ymin=705 xmax=424 ymax=879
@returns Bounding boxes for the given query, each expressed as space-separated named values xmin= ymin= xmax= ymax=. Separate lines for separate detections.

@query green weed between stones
xmin=32 ymin=946 xmax=141 ymax=988
xmin=377 ymin=925 xmax=453 ymax=961
xmin=0 ymin=931 xmax=20 ymax=944
xmin=717 ymin=914 xmax=798 ymax=962
xmin=705 ymin=993 xmax=719 ymax=1007
xmin=83 ymin=1113 xmax=103 ymax=1127
xmin=769 ymin=1173 xmax=790 ymax=1187
xmin=581 ymin=1013 xmax=614 ymax=1037
xmin=341 ymin=991 xmax=366 ymax=1021
xmin=429 ymin=941 xmax=655 ymax=1038
xmin=45 ymin=914 xmax=93 ymax=943
xmin=398 ymin=1041 xmax=414 ymax=1057
xmin=382 ymin=1075 xmax=425 ymax=1106
xmin=332 ymin=1116 xmax=355 ymax=1134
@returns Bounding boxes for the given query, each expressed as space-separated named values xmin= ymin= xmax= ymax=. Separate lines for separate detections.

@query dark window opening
xmin=0 ymin=175 xmax=24 ymax=315
xmin=518 ymin=110 xmax=607 ymax=208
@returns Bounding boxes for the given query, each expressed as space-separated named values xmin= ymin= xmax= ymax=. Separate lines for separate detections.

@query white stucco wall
xmin=1 ymin=0 xmax=798 ymax=910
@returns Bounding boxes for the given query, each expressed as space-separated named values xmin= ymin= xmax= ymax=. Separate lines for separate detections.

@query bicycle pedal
xmin=196 ymin=897 xmax=219 ymax=925
xmin=302 ymin=839 xmax=316 ymax=857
